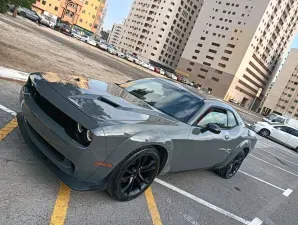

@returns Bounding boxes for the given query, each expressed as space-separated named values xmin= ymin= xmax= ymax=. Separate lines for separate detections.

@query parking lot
xmin=0 ymin=78 xmax=298 ymax=225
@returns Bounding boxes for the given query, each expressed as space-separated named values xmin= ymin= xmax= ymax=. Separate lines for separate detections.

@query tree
xmin=0 ymin=0 xmax=36 ymax=17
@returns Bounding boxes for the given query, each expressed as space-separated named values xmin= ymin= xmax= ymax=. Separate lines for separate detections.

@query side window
xmin=227 ymin=111 xmax=238 ymax=128
xmin=274 ymin=117 xmax=286 ymax=123
xmin=291 ymin=128 xmax=298 ymax=137
xmin=274 ymin=126 xmax=290 ymax=134
xmin=197 ymin=108 xmax=228 ymax=128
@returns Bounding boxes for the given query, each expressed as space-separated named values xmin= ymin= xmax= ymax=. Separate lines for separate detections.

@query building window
xmin=215 ymin=69 xmax=223 ymax=74
xmin=85 ymin=1 xmax=88 ymax=5
xmin=224 ymin=50 xmax=232 ymax=54
xmin=54 ymin=6 xmax=58 ymax=11
xmin=209 ymin=49 xmax=217 ymax=54
xmin=92 ymin=15 xmax=95 ymax=18
xmin=211 ymin=42 xmax=220 ymax=47
xmin=190 ymin=62 xmax=195 ymax=66
xmin=206 ymin=55 xmax=214 ymax=60
xmin=49 ymin=3 xmax=51 ymax=6
xmin=212 ymin=77 xmax=219 ymax=82
xmin=198 ymin=74 xmax=206 ymax=79
xmin=221 ymin=56 xmax=229 ymax=61
xmin=195 ymin=50 xmax=200 ymax=53
xmin=89 ymin=23 xmax=92 ymax=27
xmin=79 ymin=19 xmax=83 ymax=22
xmin=187 ymin=68 xmax=192 ymax=72
xmin=198 ymin=43 xmax=203 ymax=47
xmin=218 ymin=63 xmax=226 ymax=68
xmin=82 ymin=10 xmax=85 ymax=13
xmin=42 ymin=0 xmax=46 ymax=5
xmin=192 ymin=56 xmax=197 ymax=60
xmin=200 ymin=68 xmax=208 ymax=73
xmin=200 ymin=37 xmax=206 ymax=40
xmin=203 ymin=62 xmax=211 ymax=66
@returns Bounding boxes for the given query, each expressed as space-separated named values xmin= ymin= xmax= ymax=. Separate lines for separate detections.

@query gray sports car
xmin=17 ymin=73 xmax=257 ymax=201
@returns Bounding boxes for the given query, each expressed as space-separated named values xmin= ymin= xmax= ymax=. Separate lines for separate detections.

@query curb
xmin=0 ymin=66 xmax=28 ymax=82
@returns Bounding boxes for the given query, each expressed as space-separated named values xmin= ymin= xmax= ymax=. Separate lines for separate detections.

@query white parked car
xmin=87 ymin=37 xmax=97 ymax=46
xmin=125 ymin=53 xmax=135 ymax=62
xmin=141 ymin=62 xmax=150 ymax=69
xmin=98 ymin=42 xmax=108 ymax=51
xmin=148 ymin=64 xmax=155 ymax=71
xmin=116 ymin=52 xmax=125 ymax=58
xmin=107 ymin=45 xmax=117 ymax=54
xmin=252 ymin=122 xmax=298 ymax=151
xmin=171 ymin=74 xmax=178 ymax=80
xmin=135 ymin=58 xmax=143 ymax=65
xmin=71 ymin=32 xmax=88 ymax=42
xmin=263 ymin=113 xmax=287 ymax=124
xmin=160 ymin=68 xmax=165 ymax=75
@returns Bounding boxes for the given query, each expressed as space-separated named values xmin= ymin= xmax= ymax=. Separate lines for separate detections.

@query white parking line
xmin=239 ymin=170 xmax=285 ymax=191
xmin=257 ymin=148 xmax=298 ymax=167
xmin=283 ymin=189 xmax=293 ymax=197
xmin=249 ymin=154 xmax=298 ymax=177
xmin=0 ymin=104 xmax=16 ymax=116
xmin=249 ymin=218 xmax=263 ymax=225
xmin=155 ymin=178 xmax=257 ymax=225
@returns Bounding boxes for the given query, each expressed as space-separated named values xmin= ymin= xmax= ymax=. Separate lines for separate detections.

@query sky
xmin=103 ymin=0 xmax=298 ymax=49
xmin=103 ymin=0 xmax=133 ymax=30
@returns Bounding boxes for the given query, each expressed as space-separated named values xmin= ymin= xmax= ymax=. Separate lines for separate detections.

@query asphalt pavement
xmin=0 ymin=78 xmax=298 ymax=225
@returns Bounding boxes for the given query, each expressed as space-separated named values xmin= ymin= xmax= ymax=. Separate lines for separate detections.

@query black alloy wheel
xmin=108 ymin=147 xmax=160 ymax=201
xmin=218 ymin=150 xmax=245 ymax=179
xmin=259 ymin=129 xmax=270 ymax=137
xmin=20 ymin=12 xmax=26 ymax=17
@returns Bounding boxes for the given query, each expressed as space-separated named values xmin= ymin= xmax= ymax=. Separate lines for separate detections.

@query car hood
xmin=37 ymin=73 xmax=177 ymax=125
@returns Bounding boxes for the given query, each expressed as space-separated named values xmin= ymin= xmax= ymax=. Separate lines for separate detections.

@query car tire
xmin=20 ymin=12 xmax=26 ymax=17
xmin=259 ymin=129 xmax=270 ymax=137
xmin=217 ymin=150 xmax=245 ymax=179
xmin=107 ymin=146 xmax=160 ymax=201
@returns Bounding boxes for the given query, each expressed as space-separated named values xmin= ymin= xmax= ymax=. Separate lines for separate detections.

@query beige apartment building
xmin=108 ymin=23 xmax=124 ymax=49
xmin=176 ymin=0 xmax=298 ymax=109
xmin=120 ymin=0 xmax=204 ymax=70
xmin=261 ymin=48 xmax=298 ymax=119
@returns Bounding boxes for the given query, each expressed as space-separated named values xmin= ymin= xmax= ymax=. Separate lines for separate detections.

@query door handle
xmin=225 ymin=135 xmax=230 ymax=140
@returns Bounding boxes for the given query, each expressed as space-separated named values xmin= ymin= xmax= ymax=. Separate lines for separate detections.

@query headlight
xmin=77 ymin=123 xmax=84 ymax=133
xmin=85 ymin=130 xmax=93 ymax=142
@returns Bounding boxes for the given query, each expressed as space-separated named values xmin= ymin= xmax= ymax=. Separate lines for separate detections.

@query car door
xmin=173 ymin=107 xmax=231 ymax=172
xmin=271 ymin=126 xmax=291 ymax=144
xmin=286 ymin=127 xmax=298 ymax=149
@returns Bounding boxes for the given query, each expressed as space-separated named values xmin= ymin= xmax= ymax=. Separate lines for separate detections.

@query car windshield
xmin=265 ymin=114 xmax=277 ymax=120
xmin=122 ymin=79 xmax=204 ymax=123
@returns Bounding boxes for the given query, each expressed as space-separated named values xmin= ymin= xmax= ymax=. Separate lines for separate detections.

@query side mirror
xmin=207 ymin=123 xmax=221 ymax=134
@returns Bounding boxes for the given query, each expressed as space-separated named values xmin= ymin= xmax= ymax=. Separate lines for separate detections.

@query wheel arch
xmin=105 ymin=130 xmax=173 ymax=174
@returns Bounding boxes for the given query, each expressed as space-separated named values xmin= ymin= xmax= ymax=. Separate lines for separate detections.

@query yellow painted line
xmin=145 ymin=187 xmax=162 ymax=225
xmin=0 ymin=117 xmax=18 ymax=141
xmin=50 ymin=182 xmax=71 ymax=225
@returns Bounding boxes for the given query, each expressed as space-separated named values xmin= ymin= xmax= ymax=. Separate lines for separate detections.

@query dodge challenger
xmin=17 ymin=73 xmax=257 ymax=201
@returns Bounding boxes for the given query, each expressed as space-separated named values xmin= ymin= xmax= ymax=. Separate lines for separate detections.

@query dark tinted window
xmin=291 ymin=128 xmax=298 ymax=137
xmin=123 ymin=79 xmax=204 ymax=123
xmin=197 ymin=108 xmax=228 ymax=128
xmin=227 ymin=111 xmax=238 ymax=128
xmin=272 ymin=117 xmax=286 ymax=123
xmin=274 ymin=126 xmax=291 ymax=134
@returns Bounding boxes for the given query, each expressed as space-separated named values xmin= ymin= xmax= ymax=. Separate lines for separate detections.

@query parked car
xmin=252 ymin=122 xmax=298 ymax=152
xmin=18 ymin=7 xmax=41 ymax=23
xmin=141 ymin=62 xmax=150 ymax=69
xmin=164 ymin=70 xmax=172 ymax=78
xmin=98 ymin=42 xmax=109 ymax=51
xmin=18 ymin=74 xmax=257 ymax=201
xmin=54 ymin=23 xmax=72 ymax=36
xmin=171 ymin=74 xmax=178 ymax=80
xmin=148 ymin=64 xmax=155 ymax=71
xmin=86 ymin=37 xmax=97 ymax=46
xmin=40 ymin=14 xmax=56 ymax=28
xmin=154 ymin=67 xmax=160 ymax=73
xmin=160 ymin=68 xmax=165 ymax=75
xmin=116 ymin=52 xmax=125 ymax=58
xmin=107 ymin=45 xmax=117 ymax=54
xmin=71 ymin=32 xmax=88 ymax=42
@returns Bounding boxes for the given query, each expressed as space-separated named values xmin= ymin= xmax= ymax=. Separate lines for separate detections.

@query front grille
xmin=31 ymin=85 xmax=76 ymax=131
xmin=27 ymin=79 xmax=90 ymax=147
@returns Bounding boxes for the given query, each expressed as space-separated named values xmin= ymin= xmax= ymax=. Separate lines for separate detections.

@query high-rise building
xmin=32 ymin=0 xmax=106 ymax=33
xmin=108 ymin=23 xmax=124 ymax=49
xmin=120 ymin=0 xmax=204 ymax=70
xmin=261 ymin=48 xmax=298 ymax=119
xmin=176 ymin=0 xmax=298 ymax=109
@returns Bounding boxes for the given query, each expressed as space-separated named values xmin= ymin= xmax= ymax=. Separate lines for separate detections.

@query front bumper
xmin=17 ymin=79 xmax=112 ymax=191
xmin=17 ymin=112 xmax=110 ymax=191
